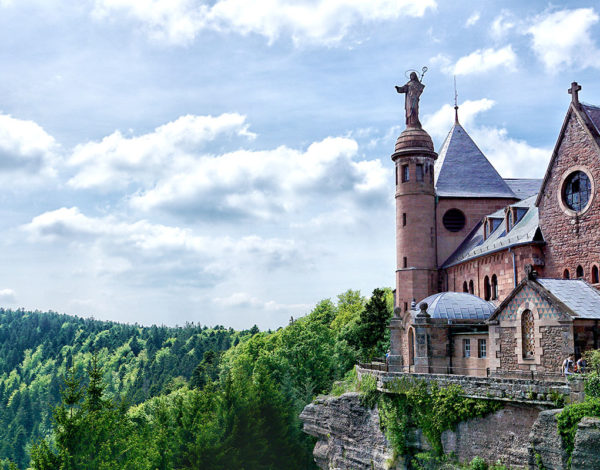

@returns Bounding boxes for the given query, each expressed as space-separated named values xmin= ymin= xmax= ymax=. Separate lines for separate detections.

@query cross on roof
xmin=569 ymin=82 xmax=582 ymax=105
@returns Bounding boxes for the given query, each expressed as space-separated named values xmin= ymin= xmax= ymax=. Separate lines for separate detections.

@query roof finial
xmin=454 ymin=75 xmax=459 ymax=124
xmin=568 ymin=82 xmax=582 ymax=106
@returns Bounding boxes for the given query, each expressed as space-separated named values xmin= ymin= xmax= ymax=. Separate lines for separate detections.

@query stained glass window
xmin=564 ymin=171 xmax=592 ymax=212
xmin=522 ymin=309 xmax=535 ymax=357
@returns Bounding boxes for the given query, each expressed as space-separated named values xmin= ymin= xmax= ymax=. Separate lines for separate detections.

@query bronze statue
xmin=396 ymin=71 xmax=425 ymax=128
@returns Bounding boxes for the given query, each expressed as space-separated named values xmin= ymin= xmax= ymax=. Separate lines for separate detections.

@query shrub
xmin=469 ymin=456 xmax=488 ymax=470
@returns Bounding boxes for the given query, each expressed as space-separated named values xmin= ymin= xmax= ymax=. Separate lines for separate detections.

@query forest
xmin=0 ymin=288 xmax=393 ymax=469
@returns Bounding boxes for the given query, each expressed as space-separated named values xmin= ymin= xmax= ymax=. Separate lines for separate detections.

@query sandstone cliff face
xmin=299 ymin=392 xmax=399 ymax=470
xmin=301 ymin=393 xmax=600 ymax=469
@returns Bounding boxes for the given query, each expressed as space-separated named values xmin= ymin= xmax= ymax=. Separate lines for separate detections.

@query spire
xmin=454 ymin=75 xmax=459 ymax=124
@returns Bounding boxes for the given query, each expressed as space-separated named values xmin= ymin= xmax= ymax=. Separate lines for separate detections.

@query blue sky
xmin=0 ymin=0 xmax=599 ymax=329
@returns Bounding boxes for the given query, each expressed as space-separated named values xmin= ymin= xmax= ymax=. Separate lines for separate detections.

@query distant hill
xmin=0 ymin=308 xmax=246 ymax=467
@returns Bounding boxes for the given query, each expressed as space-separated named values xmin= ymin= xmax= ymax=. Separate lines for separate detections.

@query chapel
xmin=388 ymin=78 xmax=600 ymax=378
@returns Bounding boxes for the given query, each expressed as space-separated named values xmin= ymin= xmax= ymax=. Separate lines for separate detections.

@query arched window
xmin=484 ymin=276 xmax=491 ymax=301
xmin=468 ymin=280 xmax=474 ymax=295
xmin=491 ymin=275 xmax=498 ymax=300
xmin=576 ymin=265 xmax=584 ymax=279
xmin=521 ymin=309 xmax=535 ymax=358
xmin=462 ymin=281 xmax=468 ymax=293
xmin=592 ymin=265 xmax=599 ymax=284
xmin=564 ymin=269 xmax=570 ymax=279
xmin=408 ymin=329 xmax=415 ymax=367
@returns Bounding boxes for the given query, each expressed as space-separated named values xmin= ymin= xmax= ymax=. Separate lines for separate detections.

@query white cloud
xmin=212 ymin=292 xmax=310 ymax=312
xmin=92 ymin=0 xmax=437 ymax=46
xmin=0 ymin=288 xmax=16 ymax=304
xmin=527 ymin=8 xmax=600 ymax=71
xmin=67 ymin=113 xmax=255 ymax=190
xmin=490 ymin=10 xmax=515 ymax=39
xmin=450 ymin=45 xmax=517 ymax=76
xmin=465 ymin=11 xmax=480 ymax=27
xmin=128 ymin=135 xmax=387 ymax=221
xmin=471 ymin=127 xmax=550 ymax=178
xmin=423 ymin=98 xmax=496 ymax=140
xmin=0 ymin=113 xmax=58 ymax=175
xmin=22 ymin=207 xmax=305 ymax=280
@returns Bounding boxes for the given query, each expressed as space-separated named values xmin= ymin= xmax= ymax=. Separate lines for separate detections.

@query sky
xmin=0 ymin=0 xmax=599 ymax=329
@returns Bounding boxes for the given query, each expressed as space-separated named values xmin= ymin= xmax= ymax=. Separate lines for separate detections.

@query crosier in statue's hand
xmin=396 ymin=72 xmax=424 ymax=128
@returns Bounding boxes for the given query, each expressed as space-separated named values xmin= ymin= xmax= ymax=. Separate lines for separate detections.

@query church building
xmin=388 ymin=78 xmax=600 ymax=378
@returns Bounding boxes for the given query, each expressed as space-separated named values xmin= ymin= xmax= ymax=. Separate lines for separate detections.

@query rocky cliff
xmin=300 ymin=393 xmax=600 ymax=469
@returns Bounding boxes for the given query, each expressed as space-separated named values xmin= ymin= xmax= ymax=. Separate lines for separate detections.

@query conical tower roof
xmin=434 ymin=122 xmax=516 ymax=198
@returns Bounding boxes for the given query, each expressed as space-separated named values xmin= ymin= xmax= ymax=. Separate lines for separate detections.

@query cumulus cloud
xmin=67 ymin=113 xmax=255 ymax=190
xmin=92 ymin=0 xmax=437 ymax=46
xmin=450 ymin=45 xmax=517 ymax=76
xmin=527 ymin=8 xmax=600 ymax=71
xmin=125 ymin=134 xmax=387 ymax=221
xmin=0 ymin=289 xmax=16 ymax=304
xmin=23 ymin=207 xmax=305 ymax=282
xmin=0 ymin=113 xmax=58 ymax=175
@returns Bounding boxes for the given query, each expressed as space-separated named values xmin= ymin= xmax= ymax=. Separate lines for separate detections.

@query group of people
xmin=563 ymin=354 xmax=587 ymax=376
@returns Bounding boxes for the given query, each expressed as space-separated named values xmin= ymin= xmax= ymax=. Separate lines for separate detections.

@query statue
xmin=395 ymin=71 xmax=425 ymax=128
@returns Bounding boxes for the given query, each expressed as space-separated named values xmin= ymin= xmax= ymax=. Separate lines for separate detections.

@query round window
xmin=563 ymin=171 xmax=592 ymax=212
xmin=442 ymin=209 xmax=466 ymax=232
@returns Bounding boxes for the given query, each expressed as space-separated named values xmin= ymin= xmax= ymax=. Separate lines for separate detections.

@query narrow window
xmin=404 ymin=301 xmax=408 ymax=311
xmin=416 ymin=164 xmax=424 ymax=182
xmin=463 ymin=339 xmax=471 ymax=358
xmin=462 ymin=281 xmax=468 ymax=293
xmin=401 ymin=164 xmax=409 ymax=182
xmin=564 ymin=269 xmax=570 ymax=279
xmin=507 ymin=210 xmax=513 ymax=231
xmin=577 ymin=265 xmax=584 ymax=279
xmin=403 ymin=257 xmax=407 ymax=268
xmin=395 ymin=166 xmax=398 ymax=186
xmin=478 ymin=339 xmax=487 ymax=358
xmin=430 ymin=164 xmax=434 ymax=183
xmin=592 ymin=265 xmax=599 ymax=284
xmin=402 ymin=213 xmax=407 ymax=227
xmin=491 ymin=275 xmax=498 ymax=300
xmin=468 ymin=280 xmax=474 ymax=294
xmin=484 ymin=276 xmax=491 ymax=301
xmin=522 ymin=309 xmax=535 ymax=358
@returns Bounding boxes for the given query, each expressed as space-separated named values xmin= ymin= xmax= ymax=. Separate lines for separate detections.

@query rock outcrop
xmin=299 ymin=392 xmax=398 ymax=470
xmin=528 ymin=409 xmax=568 ymax=470
xmin=571 ymin=417 xmax=600 ymax=470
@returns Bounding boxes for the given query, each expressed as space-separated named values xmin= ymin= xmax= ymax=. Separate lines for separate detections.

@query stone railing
xmin=357 ymin=366 xmax=585 ymax=406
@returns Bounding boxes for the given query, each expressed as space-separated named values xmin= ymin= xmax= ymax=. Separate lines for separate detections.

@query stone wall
xmin=540 ymin=326 xmax=566 ymax=372
xmin=498 ymin=326 xmax=518 ymax=371
xmin=357 ymin=367 xmax=575 ymax=405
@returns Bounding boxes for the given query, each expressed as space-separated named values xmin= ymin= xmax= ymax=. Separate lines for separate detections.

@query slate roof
xmin=434 ymin=123 xmax=516 ymax=198
xmin=503 ymin=178 xmax=542 ymax=200
xmin=412 ymin=292 xmax=495 ymax=320
xmin=536 ymin=279 xmax=600 ymax=319
xmin=443 ymin=194 xmax=542 ymax=268
xmin=581 ymin=103 xmax=600 ymax=135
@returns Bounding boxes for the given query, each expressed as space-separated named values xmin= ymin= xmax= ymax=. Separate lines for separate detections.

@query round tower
xmin=392 ymin=117 xmax=438 ymax=314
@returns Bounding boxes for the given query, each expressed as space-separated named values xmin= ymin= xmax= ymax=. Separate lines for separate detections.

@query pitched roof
xmin=536 ymin=279 xmax=600 ymax=319
xmin=581 ymin=103 xmax=600 ymax=136
xmin=503 ymin=178 xmax=542 ymax=200
xmin=489 ymin=278 xmax=600 ymax=322
xmin=434 ymin=123 xmax=516 ymax=198
xmin=442 ymin=194 xmax=542 ymax=268
xmin=413 ymin=292 xmax=495 ymax=320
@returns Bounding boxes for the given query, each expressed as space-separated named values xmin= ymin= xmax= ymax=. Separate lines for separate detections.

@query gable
xmin=492 ymin=282 xmax=569 ymax=325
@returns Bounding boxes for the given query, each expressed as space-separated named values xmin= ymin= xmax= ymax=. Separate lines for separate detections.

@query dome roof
xmin=392 ymin=127 xmax=436 ymax=160
xmin=413 ymin=292 xmax=495 ymax=320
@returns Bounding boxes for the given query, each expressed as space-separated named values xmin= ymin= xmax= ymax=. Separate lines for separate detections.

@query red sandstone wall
xmin=538 ymin=108 xmax=600 ymax=282
xmin=437 ymin=197 xmax=517 ymax=266
xmin=445 ymin=245 xmax=545 ymax=303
